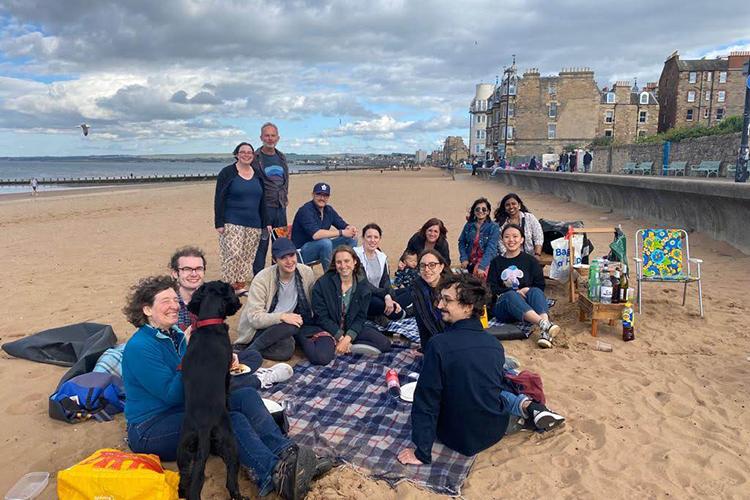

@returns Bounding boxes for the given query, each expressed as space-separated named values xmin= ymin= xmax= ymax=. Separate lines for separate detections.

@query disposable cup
xmin=595 ymin=340 xmax=613 ymax=352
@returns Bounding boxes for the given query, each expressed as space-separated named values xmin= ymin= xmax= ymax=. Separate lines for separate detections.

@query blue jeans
xmin=299 ymin=236 xmax=357 ymax=269
xmin=493 ymin=288 xmax=548 ymax=323
xmin=126 ymin=387 xmax=292 ymax=495
xmin=253 ymin=206 xmax=288 ymax=275
xmin=500 ymin=390 xmax=528 ymax=418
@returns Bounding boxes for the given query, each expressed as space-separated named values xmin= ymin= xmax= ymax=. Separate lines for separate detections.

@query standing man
xmin=397 ymin=273 xmax=564 ymax=466
xmin=30 ymin=177 xmax=38 ymax=196
xmin=291 ymin=182 xmax=357 ymax=269
xmin=169 ymin=246 xmax=207 ymax=332
xmin=569 ymin=150 xmax=578 ymax=172
xmin=583 ymin=150 xmax=593 ymax=173
xmin=253 ymin=122 xmax=290 ymax=275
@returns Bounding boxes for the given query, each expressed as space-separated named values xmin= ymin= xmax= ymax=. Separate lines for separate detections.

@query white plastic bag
xmin=550 ymin=235 xmax=583 ymax=282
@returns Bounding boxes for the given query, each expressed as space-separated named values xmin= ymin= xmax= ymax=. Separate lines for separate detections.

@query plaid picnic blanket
xmin=262 ymin=348 xmax=475 ymax=496
xmin=375 ymin=298 xmax=556 ymax=343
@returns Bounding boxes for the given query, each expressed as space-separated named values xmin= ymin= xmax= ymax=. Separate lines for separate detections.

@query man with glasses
xmin=252 ymin=122 xmax=290 ymax=275
xmin=290 ymin=182 xmax=357 ymax=269
xmin=397 ymin=273 xmax=564 ymax=466
xmin=169 ymin=246 xmax=207 ymax=332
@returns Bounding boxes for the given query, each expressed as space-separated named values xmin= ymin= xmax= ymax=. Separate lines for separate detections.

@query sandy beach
xmin=1 ymin=168 xmax=748 ymax=499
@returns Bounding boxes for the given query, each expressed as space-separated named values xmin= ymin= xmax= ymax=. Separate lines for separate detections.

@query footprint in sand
xmin=6 ymin=392 xmax=44 ymax=415
xmin=575 ymin=418 xmax=606 ymax=451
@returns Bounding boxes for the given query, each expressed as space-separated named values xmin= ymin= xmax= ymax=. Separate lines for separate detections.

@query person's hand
xmin=343 ymin=225 xmax=357 ymax=238
xmin=517 ymin=287 xmax=529 ymax=298
xmin=397 ymin=448 xmax=424 ymax=465
xmin=398 ymin=260 xmax=406 ymax=271
xmin=230 ymin=353 xmax=240 ymax=370
xmin=460 ymin=261 xmax=469 ymax=269
xmin=383 ymin=295 xmax=396 ymax=315
xmin=475 ymin=268 xmax=487 ymax=280
xmin=216 ymin=227 xmax=225 ymax=235
xmin=336 ymin=335 xmax=352 ymax=354
xmin=267 ymin=225 xmax=273 ymax=233
xmin=280 ymin=313 xmax=304 ymax=327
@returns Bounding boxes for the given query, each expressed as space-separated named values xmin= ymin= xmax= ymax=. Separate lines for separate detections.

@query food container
xmin=5 ymin=472 xmax=49 ymax=500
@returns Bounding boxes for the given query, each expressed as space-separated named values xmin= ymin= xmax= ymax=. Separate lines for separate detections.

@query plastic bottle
xmin=385 ymin=369 xmax=401 ymax=397
xmin=622 ymin=301 xmax=635 ymax=341
xmin=588 ymin=260 xmax=600 ymax=301
xmin=599 ymin=262 xmax=613 ymax=304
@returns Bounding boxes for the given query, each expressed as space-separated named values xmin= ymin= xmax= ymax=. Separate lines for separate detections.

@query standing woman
xmin=494 ymin=193 xmax=544 ymax=258
xmin=458 ymin=198 xmax=500 ymax=280
xmin=400 ymin=218 xmax=451 ymax=269
xmin=311 ymin=246 xmax=392 ymax=362
xmin=410 ymin=249 xmax=451 ymax=350
xmin=214 ymin=142 xmax=267 ymax=292
xmin=353 ymin=223 xmax=406 ymax=320
xmin=487 ymin=224 xmax=561 ymax=349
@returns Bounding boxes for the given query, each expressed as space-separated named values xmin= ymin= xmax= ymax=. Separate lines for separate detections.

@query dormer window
xmin=606 ymin=92 xmax=616 ymax=104
xmin=640 ymin=92 xmax=649 ymax=105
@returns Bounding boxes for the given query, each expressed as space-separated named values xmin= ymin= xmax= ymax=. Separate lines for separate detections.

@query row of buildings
xmin=469 ymin=51 xmax=750 ymax=160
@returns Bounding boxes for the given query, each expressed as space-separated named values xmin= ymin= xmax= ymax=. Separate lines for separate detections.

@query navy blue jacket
xmin=405 ymin=233 xmax=451 ymax=266
xmin=311 ymin=271 xmax=371 ymax=341
xmin=291 ymin=200 xmax=348 ymax=248
xmin=214 ymin=163 xmax=268 ymax=229
xmin=411 ymin=317 xmax=510 ymax=463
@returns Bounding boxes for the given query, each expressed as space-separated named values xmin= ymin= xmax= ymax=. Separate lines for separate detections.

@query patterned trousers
xmin=219 ymin=223 xmax=262 ymax=285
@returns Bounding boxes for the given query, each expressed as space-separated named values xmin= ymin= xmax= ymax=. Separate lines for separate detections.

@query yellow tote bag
xmin=57 ymin=448 xmax=179 ymax=500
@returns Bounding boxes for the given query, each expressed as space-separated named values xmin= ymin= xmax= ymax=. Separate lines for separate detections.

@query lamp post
xmin=502 ymin=54 xmax=516 ymax=161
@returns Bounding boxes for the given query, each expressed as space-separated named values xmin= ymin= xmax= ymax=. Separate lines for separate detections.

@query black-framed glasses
xmin=178 ymin=266 xmax=205 ymax=274
xmin=438 ymin=294 xmax=457 ymax=304
xmin=419 ymin=262 xmax=441 ymax=271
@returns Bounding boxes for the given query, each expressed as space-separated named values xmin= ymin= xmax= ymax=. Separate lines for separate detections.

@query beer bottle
xmin=611 ymin=268 xmax=621 ymax=304
xmin=619 ymin=264 xmax=629 ymax=302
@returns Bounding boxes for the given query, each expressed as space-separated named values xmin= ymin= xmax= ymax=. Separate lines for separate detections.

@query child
xmin=394 ymin=250 xmax=419 ymax=289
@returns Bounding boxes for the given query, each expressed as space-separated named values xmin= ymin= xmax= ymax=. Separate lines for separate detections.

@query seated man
xmin=398 ymin=273 xmax=564 ymax=466
xmin=169 ymin=246 xmax=207 ymax=332
xmin=236 ymin=237 xmax=327 ymax=365
xmin=291 ymin=182 xmax=357 ymax=269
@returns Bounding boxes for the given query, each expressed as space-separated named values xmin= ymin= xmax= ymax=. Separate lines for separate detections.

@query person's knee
xmin=260 ymin=337 xmax=295 ymax=361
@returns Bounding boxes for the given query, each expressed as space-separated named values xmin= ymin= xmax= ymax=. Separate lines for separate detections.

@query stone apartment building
xmin=468 ymin=83 xmax=493 ymax=158
xmin=657 ymin=50 xmax=750 ymax=133
xmin=597 ymin=81 xmax=659 ymax=143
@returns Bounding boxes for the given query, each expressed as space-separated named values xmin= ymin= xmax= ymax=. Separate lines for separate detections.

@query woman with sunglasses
xmin=458 ymin=198 xmax=500 ymax=280
xmin=409 ymin=249 xmax=452 ymax=350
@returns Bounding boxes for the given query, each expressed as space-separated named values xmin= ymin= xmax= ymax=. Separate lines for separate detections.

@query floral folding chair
xmin=634 ymin=229 xmax=703 ymax=317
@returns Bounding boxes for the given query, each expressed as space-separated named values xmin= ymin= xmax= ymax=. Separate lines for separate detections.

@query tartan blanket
xmin=262 ymin=348 xmax=475 ymax=496
xmin=375 ymin=298 xmax=556 ymax=343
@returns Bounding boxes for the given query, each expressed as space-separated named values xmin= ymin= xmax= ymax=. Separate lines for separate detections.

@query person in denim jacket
xmin=458 ymin=198 xmax=500 ymax=280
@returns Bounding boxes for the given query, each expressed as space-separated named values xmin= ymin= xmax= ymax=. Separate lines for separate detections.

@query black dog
xmin=177 ymin=281 xmax=245 ymax=500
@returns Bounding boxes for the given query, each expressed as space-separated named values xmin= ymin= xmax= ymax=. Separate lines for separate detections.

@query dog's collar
xmin=193 ymin=318 xmax=225 ymax=329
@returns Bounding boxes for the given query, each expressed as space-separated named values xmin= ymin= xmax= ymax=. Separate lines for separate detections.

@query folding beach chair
xmin=270 ymin=226 xmax=322 ymax=269
xmin=634 ymin=229 xmax=703 ymax=317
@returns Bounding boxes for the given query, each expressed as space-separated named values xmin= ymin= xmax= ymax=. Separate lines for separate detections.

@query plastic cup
xmin=5 ymin=472 xmax=49 ymax=500
xmin=595 ymin=340 xmax=613 ymax=352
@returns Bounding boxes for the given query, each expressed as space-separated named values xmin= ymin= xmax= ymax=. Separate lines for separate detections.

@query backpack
xmin=49 ymin=372 xmax=126 ymax=423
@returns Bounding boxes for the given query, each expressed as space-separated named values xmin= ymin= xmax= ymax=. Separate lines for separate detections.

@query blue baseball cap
xmin=313 ymin=182 xmax=331 ymax=195
xmin=271 ymin=237 xmax=297 ymax=259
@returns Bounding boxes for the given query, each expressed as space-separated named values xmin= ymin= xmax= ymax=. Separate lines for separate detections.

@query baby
xmin=394 ymin=250 xmax=419 ymax=288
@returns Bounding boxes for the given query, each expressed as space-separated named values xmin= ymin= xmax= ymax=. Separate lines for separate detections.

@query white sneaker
xmin=349 ymin=344 xmax=382 ymax=356
xmin=255 ymin=363 xmax=294 ymax=389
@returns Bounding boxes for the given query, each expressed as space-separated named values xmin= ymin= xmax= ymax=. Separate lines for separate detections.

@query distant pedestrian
xmin=569 ymin=151 xmax=578 ymax=172
xmin=529 ymin=156 xmax=537 ymax=170
xmin=583 ymin=150 xmax=593 ymax=173
xmin=559 ymin=152 xmax=568 ymax=172
xmin=30 ymin=178 xmax=38 ymax=196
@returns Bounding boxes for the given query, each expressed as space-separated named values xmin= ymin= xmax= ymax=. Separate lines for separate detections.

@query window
xmin=638 ymin=130 xmax=647 ymax=138
xmin=640 ymin=92 xmax=649 ymax=105
xmin=476 ymin=145 xmax=481 ymax=153
xmin=476 ymin=115 xmax=481 ymax=124
xmin=686 ymin=108 xmax=694 ymax=120
xmin=547 ymin=124 xmax=556 ymax=139
xmin=639 ymin=111 xmax=647 ymax=123
xmin=508 ymin=104 xmax=514 ymax=117
xmin=719 ymin=71 xmax=727 ymax=83
xmin=481 ymin=130 xmax=485 ymax=139
xmin=548 ymin=83 xmax=557 ymax=95
xmin=476 ymin=130 xmax=481 ymax=139
xmin=705 ymin=71 xmax=712 ymax=82
xmin=548 ymin=102 xmax=557 ymax=118
xmin=688 ymin=72 xmax=697 ymax=83
xmin=716 ymin=108 xmax=724 ymax=120
xmin=704 ymin=91 xmax=710 ymax=102
xmin=604 ymin=130 xmax=613 ymax=137
xmin=718 ymin=91 xmax=726 ymax=102
xmin=687 ymin=91 xmax=696 ymax=102
xmin=606 ymin=92 xmax=616 ymax=103
xmin=604 ymin=110 xmax=614 ymax=123
xmin=502 ymin=126 xmax=513 ymax=140
xmin=703 ymin=108 xmax=709 ymax=119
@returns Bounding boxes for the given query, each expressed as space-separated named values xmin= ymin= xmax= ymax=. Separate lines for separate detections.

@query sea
xmin=0 ymin=158 xmax=331 ymax=195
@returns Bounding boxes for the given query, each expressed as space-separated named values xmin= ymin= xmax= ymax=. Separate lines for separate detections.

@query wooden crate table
xmin=577 ymin=294 xmax=624 ymax=337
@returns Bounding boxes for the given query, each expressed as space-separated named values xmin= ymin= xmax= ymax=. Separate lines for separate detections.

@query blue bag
xmin=49 ymin=372 xmax=125 ymax=423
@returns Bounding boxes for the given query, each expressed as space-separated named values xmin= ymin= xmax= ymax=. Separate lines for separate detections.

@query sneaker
xmin=537 ymin=320 xmax=560 ymax=349
xmin=537 ymin=330 xmax=553 ymax=349
xmin=292 ymin=446 xmax=317 ymax=500
xmin=525 ymin=401 xmax=565 ymax=432
xmin=313 ymin=455 xmax=336 ymax=479
xmin=255 ymin=363 xmax=294 ymax=389
xmin=273 ymin=446 xmax=299 ymax=500
xmin=349 ymin=343 xmax=382 ymax=356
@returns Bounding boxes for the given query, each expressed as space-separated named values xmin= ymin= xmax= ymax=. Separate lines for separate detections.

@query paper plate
xmin=400 ymin=381 xmax=417 ymax=403
xmin=262 ymin=398 xmax=283 ymax=413
xmin=229 ymin=363 xmax=251 ymax=376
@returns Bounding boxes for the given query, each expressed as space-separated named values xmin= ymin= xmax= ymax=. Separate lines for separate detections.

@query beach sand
xmin=1 ymin=169 xmax=748 ymax=499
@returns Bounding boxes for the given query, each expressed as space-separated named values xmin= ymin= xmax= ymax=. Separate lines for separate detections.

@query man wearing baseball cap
xmin=236 ymin=237 xmax=323 ymax=362
xmin=290 ymin=182 xmax=357 ymax=269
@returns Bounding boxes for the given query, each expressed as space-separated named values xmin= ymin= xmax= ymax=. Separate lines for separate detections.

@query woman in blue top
xmin=214 ymin=142 xmax=267 ymax=293
xmin=121 ymin=276 xmax=318 ymax=499
xmin=458 ymin=197 xmax=500 ymax=280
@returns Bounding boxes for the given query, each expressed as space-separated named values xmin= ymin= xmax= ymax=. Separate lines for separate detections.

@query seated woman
xmin=121 ymin=276 xmax=318 ymax=499
xmin=458 ymin=197 xmax=500 ymax=280
xmin=311 ymin=246 xmax=392 ymax=361
xmin=400 ymin=218 xmax=451 ymax=269
xmin=494 ymin=193 xmax=544 ymax=258
xmin=487 ymin=225 xmax=561 ymax=349
xmin=409 ymin=249 xmax=451 ymax=350
xmin=353 ymin=223 xmax=407 ymax=321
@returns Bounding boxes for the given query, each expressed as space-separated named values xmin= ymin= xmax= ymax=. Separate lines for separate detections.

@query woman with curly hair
xmin=494 ymin=193 xmax=544 ymax=258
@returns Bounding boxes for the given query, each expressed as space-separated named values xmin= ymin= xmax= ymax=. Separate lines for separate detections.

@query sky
xmin=0 ymin=0 xmax=748 ymax=156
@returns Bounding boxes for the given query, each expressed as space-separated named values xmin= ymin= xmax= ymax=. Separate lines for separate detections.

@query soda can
xmin=385 ymin=368 xmax=400 ymax=397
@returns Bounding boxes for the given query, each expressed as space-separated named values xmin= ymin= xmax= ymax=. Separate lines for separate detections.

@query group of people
xmin=558 ymin=150 xmax=594 ymax=173
xmin=119 ymin=123 xmax=566 ymax=498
